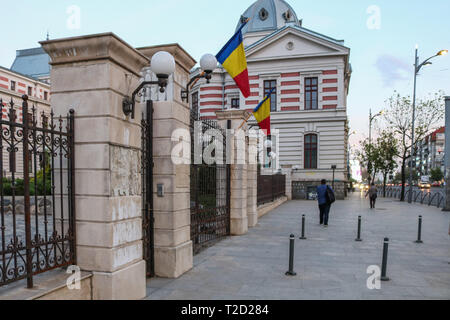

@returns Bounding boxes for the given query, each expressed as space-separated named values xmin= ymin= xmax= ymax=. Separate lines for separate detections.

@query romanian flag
xmin=216 ymin=21 xmax=250 ymax=98
xmin=253 ymin=88 xmax=275 ymax=136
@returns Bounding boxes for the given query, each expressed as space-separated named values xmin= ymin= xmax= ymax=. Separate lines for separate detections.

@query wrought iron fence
xmin=257 ymin=172 xmax=286 ymax=206
xmin=190 ymin=117 xmax=230 ymax=255
xmin=0 ymin=95 xmax=75 ymax=288
xmin=379 ymin=186 xmax=445 ymax=209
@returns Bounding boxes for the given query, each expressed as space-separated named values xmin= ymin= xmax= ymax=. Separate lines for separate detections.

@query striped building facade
xmin=0 ymin=66 xmax=51 ymax=177
xmin=190 ymin=0 xmax=352 ymax=199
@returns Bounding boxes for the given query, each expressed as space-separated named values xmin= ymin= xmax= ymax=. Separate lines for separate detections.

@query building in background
xmin=190 ymin=0 xmax=352 ymax=199
xmin=11 ymin=47 xmax=51 ymax=84
xmin=0 ymin=65 xmax=51 ymax=177
xmin=416 ymin=127 xmax=445 ymax=176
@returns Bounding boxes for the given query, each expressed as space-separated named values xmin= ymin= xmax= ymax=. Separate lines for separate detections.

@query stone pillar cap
xmin=40 ymin=32 xmax=149 ymax=77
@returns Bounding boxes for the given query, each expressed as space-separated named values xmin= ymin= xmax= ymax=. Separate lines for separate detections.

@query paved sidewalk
xmin=145 ymin=193 xmax=450 ymax=300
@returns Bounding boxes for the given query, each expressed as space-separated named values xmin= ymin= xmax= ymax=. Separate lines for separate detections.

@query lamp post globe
xmin=200 ymin=54 xmax=218 ymax=73
xmin=151 ymin=51 xmax=176 ymax=77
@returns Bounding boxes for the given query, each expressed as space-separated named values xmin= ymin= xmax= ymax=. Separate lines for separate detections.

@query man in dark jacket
xmin=316 ymin=179 xmax=334 ymax=227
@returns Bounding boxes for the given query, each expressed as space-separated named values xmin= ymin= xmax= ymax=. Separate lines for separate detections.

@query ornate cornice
xmin=40 ymin=33 xmax=149 ymax=77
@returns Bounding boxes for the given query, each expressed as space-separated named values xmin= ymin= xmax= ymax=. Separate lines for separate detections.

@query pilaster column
xmin=283 ymin=167 xmax=293 ymax=200
xmin=216 ymin=110 xmax=250 ymax=235
xmin=41 ymin=33 xmax=149 ymax=300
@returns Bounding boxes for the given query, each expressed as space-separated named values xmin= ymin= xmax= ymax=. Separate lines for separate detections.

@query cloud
xmin=375 ymin=54 xmax=411 ymax=87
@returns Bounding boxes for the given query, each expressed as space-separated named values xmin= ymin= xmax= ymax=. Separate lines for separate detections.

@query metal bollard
xmin=285 ymin=234 xmax=297 ymax=276
xmin=415 ymin=216 xmax=423 ymax=244
xmin=380 ymin=237 xmax=390 ymax=281
xmin=299 ymin=215 xmax=307 ymax=240
xmin=355 ymin=216 xmax=363 ymax=242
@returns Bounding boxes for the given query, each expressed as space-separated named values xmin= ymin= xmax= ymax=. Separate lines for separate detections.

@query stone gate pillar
xmin=247 ymin=131 xmax=258 ymax=227
xmin=216 ymin=110 xmax=249 ymax=235
xmin=42 ymin=33 xmax=149 ymax=300
xmin=137 ymin=45 xmax=196 ymax=278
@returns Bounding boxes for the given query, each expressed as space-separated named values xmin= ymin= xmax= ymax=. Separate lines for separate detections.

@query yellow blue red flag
xmin=253 ymin=88 xmax=275 ymax=136
xmin=216 ymin=21 xmax=250 ymax=98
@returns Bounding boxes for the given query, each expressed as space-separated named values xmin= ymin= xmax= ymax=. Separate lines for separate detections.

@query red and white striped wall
xmin=243 ymin=75 xmax=260 ymax=112
xmin=321 ymin=70 xmax=338 ymax=110
xmin=280 ymin=72 xmax=300 ymax=111
xmin=199 ymin=84 xmax=223 ymax=120
xmin=192 ymin=68 xmax=343 ymax=118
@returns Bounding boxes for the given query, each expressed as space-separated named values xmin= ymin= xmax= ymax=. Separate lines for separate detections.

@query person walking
xmin=365 ymin=183 xmax=378 ymax=209
xmin=317 ymin=179 xmax=335 ymax=227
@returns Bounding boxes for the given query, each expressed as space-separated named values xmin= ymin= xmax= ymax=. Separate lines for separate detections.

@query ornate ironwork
xmin=0 ymin=95 xmax=75 ymax=288
xmin=381 ymin=186 xmax=445 ymax=209
xmin=141 ymin=100 xmax=154 ymax=277
xmin=257 ymin=172 xmax=286 ymax=206
xmin=190 ymin=114 xmax=231 ymax=255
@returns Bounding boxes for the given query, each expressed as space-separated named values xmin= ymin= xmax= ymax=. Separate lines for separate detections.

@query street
xmin=145 ymin=193 xmax=450 ymax=300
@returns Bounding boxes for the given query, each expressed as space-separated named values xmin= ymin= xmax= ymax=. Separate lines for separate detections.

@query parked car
xmin=418 ymin=182 xmax=431 ymax=189
xmin=431 ymin=181 xmax=442 ymax=187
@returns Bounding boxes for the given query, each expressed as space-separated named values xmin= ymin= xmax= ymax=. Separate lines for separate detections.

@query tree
xmin=394 ymin=168 xmax=419 ymax=185
xmin=383 ymin=91 xmax=445 ymax=201
xmin=356 ymin=139 xmax=378 ymax=184
xmin=373 ymin=131 xmax=398 ymax=197
xmin=430 ymin=167 xmax=444 ymax=182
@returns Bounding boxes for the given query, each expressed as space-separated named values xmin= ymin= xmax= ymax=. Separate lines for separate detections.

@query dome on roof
xmin=236 ymin=0 xmax=301 ymax=34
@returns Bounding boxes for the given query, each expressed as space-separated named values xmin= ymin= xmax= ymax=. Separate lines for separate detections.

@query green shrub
xmin=1 ymin=167 xmax=52 ymax=196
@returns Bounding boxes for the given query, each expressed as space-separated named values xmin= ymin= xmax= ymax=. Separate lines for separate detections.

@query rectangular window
xmin=28 ymin=87 xmax=32 ymax=96
xmin=191 ymin=92 xmax=199 ymax=119
xmin=231 ymin=98 xmax=240 ymax=109
xmin=304 ymin=134 xmax=318 ymax=169
xmin=305 ymin=77 xmax=318 ymax=110
xmin=264 ymin=80 xmax=277 ymax=112
xmin=44 ymin=91 xmax=48 ymax=100
xmin=10 ymin=81 xmax=16 ymax=91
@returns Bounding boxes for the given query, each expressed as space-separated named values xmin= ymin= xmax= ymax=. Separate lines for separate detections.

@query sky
xmin=1 ymin=0 xmax=449 ymax=148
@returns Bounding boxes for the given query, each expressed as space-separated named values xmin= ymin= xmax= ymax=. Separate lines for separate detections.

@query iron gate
xmin=190 ymin=112 xmax=230 ymax=254
xmin=0 ymin=95 xmax=75 ymax=288
xmin=141 ymin=100 xmax=154 ymax=277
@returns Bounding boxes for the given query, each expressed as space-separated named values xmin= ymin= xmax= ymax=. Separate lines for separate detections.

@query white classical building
xmin=190 ymin=0 xmax=351 ymax=199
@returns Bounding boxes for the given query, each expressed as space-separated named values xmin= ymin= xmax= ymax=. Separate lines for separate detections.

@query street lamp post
xmin=331 ymin=165 xmax=337 ymax=190
xmin=368 ymin=109 xmax=383 ymax=184
xmin=347 ymin=131 xmax=356 ymax=195
xmin=443 ymin=96 xmax=450 ymax=211
xmin=408 ymin=47 xmax=448 ymax=203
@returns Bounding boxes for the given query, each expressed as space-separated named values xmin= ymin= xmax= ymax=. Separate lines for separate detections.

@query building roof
xmin=245 ymin=24 xmax=346 ymax=52
xmin=10 ymin=47 xmax=51 ymax=79
xmin=236 ymin=0 xmax=301 ymax=34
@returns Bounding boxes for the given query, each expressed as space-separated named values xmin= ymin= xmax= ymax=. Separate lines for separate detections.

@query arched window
xmin=304 ymin=134 xmax=318 ymax=169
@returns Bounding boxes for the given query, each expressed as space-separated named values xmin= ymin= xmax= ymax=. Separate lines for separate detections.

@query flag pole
xmin=236 ymin=112 xmax=252 ymax=131
xmin=190 ymin=71 xmax=205 ymax=89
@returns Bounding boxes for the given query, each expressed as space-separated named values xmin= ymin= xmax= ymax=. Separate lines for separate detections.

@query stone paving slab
xmin=145 ymin=193 xmax=450 ymax=300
